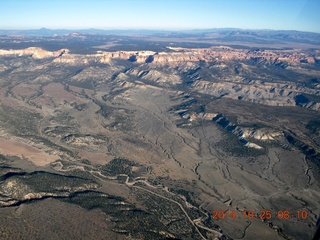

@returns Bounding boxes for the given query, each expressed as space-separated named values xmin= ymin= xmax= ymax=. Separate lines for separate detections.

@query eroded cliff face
xmin=192 ymin=80 xmax=320 ymax=110
xmin=1 ymin=46 xmax=318 ymax=65
xmin=0 ymin=47 xmax=68 ymax=59
xmin=0 ymin=171 xmax=99 ymax=206
xmin=1 ymin=46 xmax=319 ymax=111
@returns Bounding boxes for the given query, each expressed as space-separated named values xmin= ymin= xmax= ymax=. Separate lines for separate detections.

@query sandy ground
xmin=0 ymin=138 xmax=59 ymax=166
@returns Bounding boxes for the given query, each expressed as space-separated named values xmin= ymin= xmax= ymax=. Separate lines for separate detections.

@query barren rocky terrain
xmin=0 ymin=31 xmax=319 ymax=239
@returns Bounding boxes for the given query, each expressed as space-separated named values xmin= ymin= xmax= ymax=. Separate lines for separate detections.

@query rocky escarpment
xmin=0 ymin=46 xmax=319 ymax=66
xmin=241 ymin=128 xmax=282 ymax=140
xmin=1 ymin=46 xmax=319 ymax=111
xmin=0 ymin=47 xmax=68 ymax=59
xmin=192 ymin=80 xmax=320 ymax=111
xmin=0 ymin=170 xmax=99 ymax=207
xmin=178 ymin=109 xmax=283 ymax=150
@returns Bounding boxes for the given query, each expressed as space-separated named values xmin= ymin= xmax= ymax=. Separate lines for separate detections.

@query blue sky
xmin=1 ymin=0 xmax=320 ymax=33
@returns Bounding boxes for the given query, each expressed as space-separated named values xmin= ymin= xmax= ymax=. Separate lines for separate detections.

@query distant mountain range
xmin=0 ymin=28 xmax=172 ymax=36
xmin=1 ymin=28 xmax=319 ymax=49
xmin=1 ymin=27 xmax=320 ymax=38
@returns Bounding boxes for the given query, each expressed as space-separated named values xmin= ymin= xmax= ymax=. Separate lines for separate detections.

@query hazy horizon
xmin=1 ymin=0 xmax=320 ymax=33
xmin=1 ymin=26 xmax=320 ymax=33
